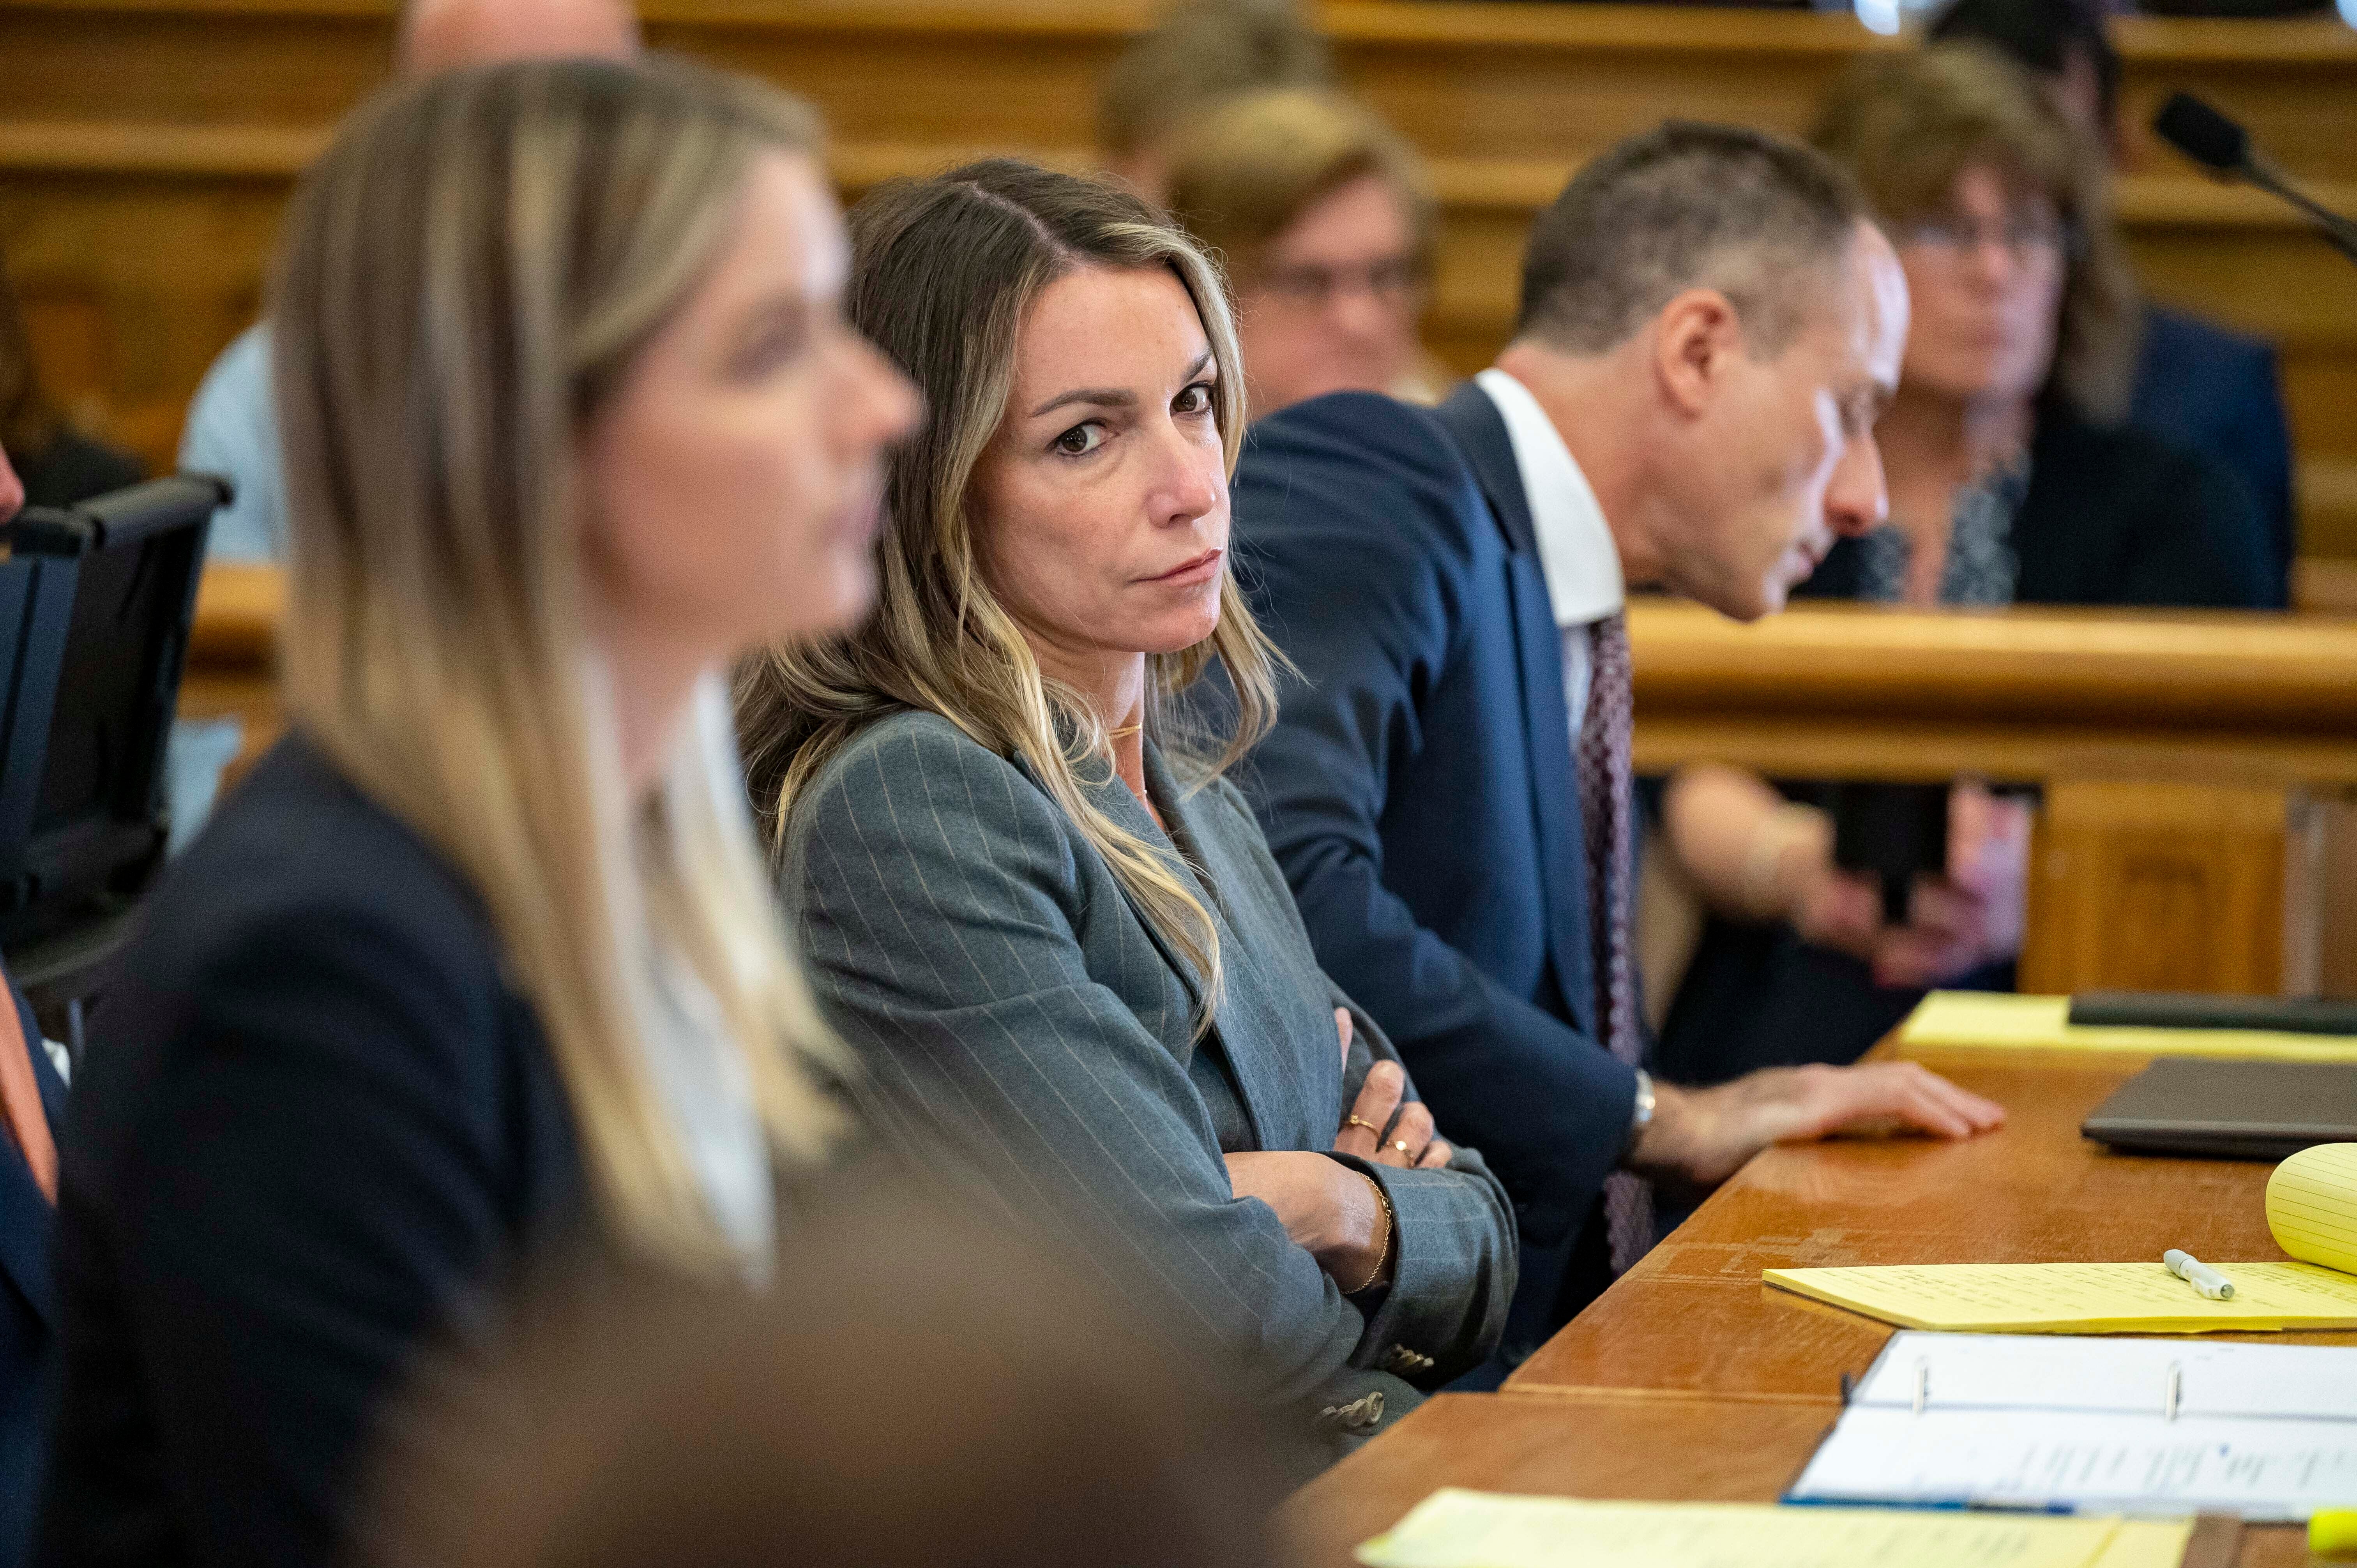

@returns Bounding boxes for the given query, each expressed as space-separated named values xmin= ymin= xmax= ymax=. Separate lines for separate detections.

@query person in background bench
xmin=1930 ymin=0 xmax=2297 ymax=596
xmin=0 ymin=438 xmax=72 ymax=1568
xmin=176 ymin=0 xmax=640 ymax=565
xmin=39 ymin=59 xmax=916 ymax=1568
xmin=1096 ymin=0 xmax=1331 ymax=204
xmin=1164 ymin=89 xmax=1451 ymax=417
xmin=0 ymin=251 xmax=142 ymax=512
xmin=1647 ymin=46 xmax=2278 ymax=1099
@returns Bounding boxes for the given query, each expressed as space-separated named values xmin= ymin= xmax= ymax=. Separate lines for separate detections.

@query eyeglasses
xmin=1898 ymin=212 xmax=2074 ymax=263
xmin=1254 ymin=255 xmax=1428 ymax=309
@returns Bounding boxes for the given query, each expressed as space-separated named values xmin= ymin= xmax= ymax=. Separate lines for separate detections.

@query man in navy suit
xmin=0 ymin=439 xmax=65 ymax=1566
xmin=1230 ymin=125 xmax=2007 ymax=1375
xmin=1929 ymin=0 xmax=2297 ymax=594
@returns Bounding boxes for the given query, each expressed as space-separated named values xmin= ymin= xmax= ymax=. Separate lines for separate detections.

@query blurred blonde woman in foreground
xmin=41 ymin=57 xmax=915 ymax=1568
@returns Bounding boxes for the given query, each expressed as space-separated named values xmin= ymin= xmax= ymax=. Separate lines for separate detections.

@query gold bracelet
xmin=1342 ymin=1173 xmax=1394 ymax=1295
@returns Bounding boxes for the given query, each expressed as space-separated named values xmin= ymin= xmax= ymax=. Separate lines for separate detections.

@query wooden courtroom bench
xmin=3 ymin=0 xmax=2354 ymax=590
xmin=1277 ymin=1047 xmax=2326 ymax=1566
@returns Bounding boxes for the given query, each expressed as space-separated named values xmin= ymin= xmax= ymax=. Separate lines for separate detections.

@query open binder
xmin=1787 ymin=1330 xmax=2357 ymax=1520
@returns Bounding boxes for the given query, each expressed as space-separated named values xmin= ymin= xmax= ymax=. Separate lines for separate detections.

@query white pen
xmin=2163 ymin=1248 xmax=2236 ymax=1300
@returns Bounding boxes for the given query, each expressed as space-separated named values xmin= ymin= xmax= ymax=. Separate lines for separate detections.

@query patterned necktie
xmin=0 ymin=996 xmax=55 ymax=1202
xmin=1576 ymin=611 xmax=1651 ymax=1274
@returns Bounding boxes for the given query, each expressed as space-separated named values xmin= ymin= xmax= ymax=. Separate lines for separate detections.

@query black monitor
xmin=0 ymin=474 xmax=228 ymax=955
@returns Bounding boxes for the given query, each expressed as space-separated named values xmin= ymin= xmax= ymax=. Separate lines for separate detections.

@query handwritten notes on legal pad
xmin=1763 ymin=1259 xmax=2357 ymax=1332
xmin=1896 ymin=991 xmax=2357 ymax=1061
xmin=1787 ymin=1332 xmax=2357 ymax=1520
xmin=1351 ymin=1490 xmax=2193 ymax=1568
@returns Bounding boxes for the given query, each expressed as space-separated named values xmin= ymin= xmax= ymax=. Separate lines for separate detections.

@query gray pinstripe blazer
xmin=779 ymin=710 xmax=1516 ymax=1462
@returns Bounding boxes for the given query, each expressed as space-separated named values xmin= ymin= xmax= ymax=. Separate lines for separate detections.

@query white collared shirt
xmin=1472 ymin=368 xmax=1626 ymax=736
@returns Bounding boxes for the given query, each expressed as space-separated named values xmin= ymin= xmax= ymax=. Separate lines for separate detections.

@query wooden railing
xmin=1629 ymin=597 xmax=2357 ymax=998
xmin=185 ymin=570 xmax=2357 ymax=998
xmin=4 ymin=0 xmax=2354 ymax=572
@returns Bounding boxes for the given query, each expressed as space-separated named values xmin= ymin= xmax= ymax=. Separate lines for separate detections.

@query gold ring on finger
xmin=1394 ymin=1139 xmax=1412 ymax=1154
xmin=1346 ymin=1115 xmax=1381 ymax=1135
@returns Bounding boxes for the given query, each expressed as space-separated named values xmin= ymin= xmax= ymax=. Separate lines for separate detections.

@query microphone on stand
xmin=2152 ymin=94 xmax=2357 ymax=266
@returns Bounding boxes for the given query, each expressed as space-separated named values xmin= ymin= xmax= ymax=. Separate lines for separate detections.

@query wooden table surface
xmin=1509 ymin=1050 xmax=2357 ymax=1402
xmin=1279 ymin=1049 xmax=2343 ymax=1567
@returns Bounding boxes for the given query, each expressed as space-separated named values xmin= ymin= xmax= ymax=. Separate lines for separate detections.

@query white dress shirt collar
xmin=1474 ymin=367 xmax=1625 ymax=630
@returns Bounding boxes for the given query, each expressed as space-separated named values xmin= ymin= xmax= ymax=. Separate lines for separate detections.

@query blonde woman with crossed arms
xmin=41 ymin=60 xmax=917 ymax=1568
xmin=736 ymin=161 xmax=1515 ymax=1471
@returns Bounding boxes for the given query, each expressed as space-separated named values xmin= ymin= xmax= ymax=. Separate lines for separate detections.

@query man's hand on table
xmin=1629 ymin=1061 xmax=2007 ymax=1188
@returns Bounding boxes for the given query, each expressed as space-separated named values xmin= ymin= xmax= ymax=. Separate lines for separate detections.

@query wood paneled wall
xmin=4 ymin=0 xmax=2355 ymax=568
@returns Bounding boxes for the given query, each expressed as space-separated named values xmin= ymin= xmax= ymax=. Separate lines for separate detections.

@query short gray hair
xmin=1516 ymin=122 xmax=1867 ymax=357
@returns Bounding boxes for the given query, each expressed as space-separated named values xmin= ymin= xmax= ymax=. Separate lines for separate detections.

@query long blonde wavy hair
xmin=273 ymin=58 xmax=846 ymax=1272
xmin=736 ymin=159 xmax=1283 ymax=1028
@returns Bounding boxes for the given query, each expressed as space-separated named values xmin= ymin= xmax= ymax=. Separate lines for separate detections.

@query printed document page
xmin=1848 ymin=1331 xmax=2357 ymax=1422
xmin=1788 ymin=1404 xmax=2357 ymax=1520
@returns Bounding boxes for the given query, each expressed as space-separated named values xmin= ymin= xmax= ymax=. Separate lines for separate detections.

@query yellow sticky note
xmin=1351 ymin=1490 xmax=2189 ymax=1568
xmin=1896 ymin=992 xmax=2357 ymax=1062
xmin=1762 ymin=1259 xmax=2357 ymax=1333
xmin=2267 ymin=1143 xmax=2357 ymax=1276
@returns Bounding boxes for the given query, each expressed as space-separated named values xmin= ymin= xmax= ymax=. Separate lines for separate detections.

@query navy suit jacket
xmin=2132 ymin=305 xmax=2295 ymax=597
xmin=1229 ymin=385 xmax=1636 ymax=1255
xmin=0 ymin=985 xmax=62 ymax=1568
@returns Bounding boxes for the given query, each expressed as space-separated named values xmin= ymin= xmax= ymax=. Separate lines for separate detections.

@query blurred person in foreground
xmin=358 ymin=1191 xmax=1281 ymax=1568
xmin=1226 ymin=122 xmax=2004 ymax=1379
xmin=1166 ymin=88 xmax=1450 ymax=417
xmin=737 ymin=160 xmax=1516 ymax=1466
xmin=177 ymin=0 xmax=641 ymax=564
xmin=1097 ymin=0 xmax=1332 ymax=203
xmin=1931 ymin=0 xmax=2297 ymax=592
xmin=1647 ymin=45 xmax=2277 ymax=1095
xmin=0 ymin=248 xmax=142 ymax=512
xmin=0 ymin=437 xmax=75 ymax=1568
xmin=39 ymin=58 xmax=917 ymax=1568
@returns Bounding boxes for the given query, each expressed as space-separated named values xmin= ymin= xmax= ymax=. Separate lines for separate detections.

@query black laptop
xmin=2082 ymin=1057 xmax=2357 ymax=1160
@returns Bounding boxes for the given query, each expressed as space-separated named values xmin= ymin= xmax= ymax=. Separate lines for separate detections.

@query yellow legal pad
xmin=1766 ymin=1143 xmax=2357 ymax=1333
xmin=1895 ymin=991 xmax=2357 ymax=1061
xmin=1351 ymin=1490 xmax=2194 ymax=1568
xmin=1763 ymin=1259 xmax=2357 ymax=1333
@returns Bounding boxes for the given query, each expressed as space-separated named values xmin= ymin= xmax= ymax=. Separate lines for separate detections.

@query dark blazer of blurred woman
xmin=38 ymin=60 xmax=915 ymax=1568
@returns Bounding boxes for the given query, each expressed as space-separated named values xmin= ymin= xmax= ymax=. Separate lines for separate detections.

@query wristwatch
xmin=1622 ymin=1069 xmax=1657 ymax=1164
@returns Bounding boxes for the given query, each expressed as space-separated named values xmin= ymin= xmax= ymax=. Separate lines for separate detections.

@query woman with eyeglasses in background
xmin=1163 ymin=89 xmax=1448 ymax=419
xmin=1644 ymin=44 xmax=2277 ymax=1114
